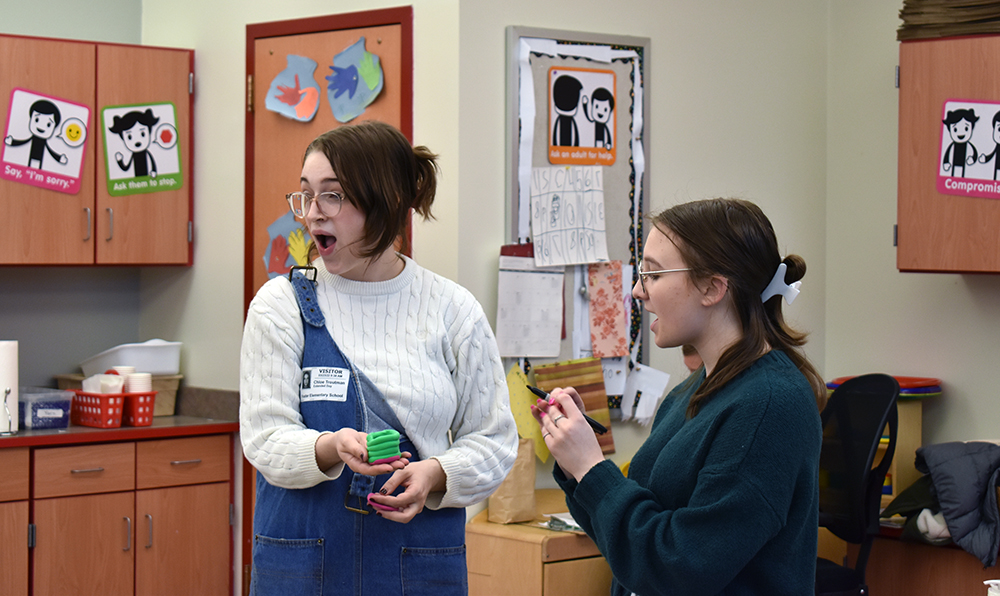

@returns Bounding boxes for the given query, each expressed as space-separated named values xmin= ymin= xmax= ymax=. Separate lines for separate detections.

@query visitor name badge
xmin=300 ymin=367 xmax=350 ymax=402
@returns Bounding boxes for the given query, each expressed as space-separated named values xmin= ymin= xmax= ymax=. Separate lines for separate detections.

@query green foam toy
xmin=367 ymin=429 xmax=401 ymax=464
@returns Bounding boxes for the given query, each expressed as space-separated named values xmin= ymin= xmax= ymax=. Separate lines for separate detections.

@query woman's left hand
xmin=531 ymin=387 xmax=606 ymax=482
xmin=366 ymin=458 xmax=447 ymax=523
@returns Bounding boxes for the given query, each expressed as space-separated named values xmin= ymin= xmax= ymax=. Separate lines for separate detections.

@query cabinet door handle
xmin=70 ymin=467 xmax=104 ymax=474
xmin=124 ymin=516 xmax=131 ymax=551
xmin=170 ymin=459 xmax=202 ymax=466
xmin=83 ymin=207 xmax=91 ymax=242
xmin=145 ymin=514 xmax=153 ymax=548
xmin=106 ymin=207 xmax=114 ymax=241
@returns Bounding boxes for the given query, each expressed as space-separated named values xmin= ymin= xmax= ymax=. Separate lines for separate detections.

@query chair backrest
xmin=818 ymin=373 xmax=900 ymax=545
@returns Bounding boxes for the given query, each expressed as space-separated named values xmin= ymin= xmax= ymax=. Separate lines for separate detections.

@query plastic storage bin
xmin=71 ymin=391 xmax=124 ymax=428
xmin=123 ymin=391 xmax=157 ymax=427
xmin=18 ymin=387 xmax=73 ymax=430
xmin=80 ymin=339 xmax=181 ymax=377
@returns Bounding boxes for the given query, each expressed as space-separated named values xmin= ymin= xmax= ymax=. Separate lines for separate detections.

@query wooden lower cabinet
xmin=34 ymin=492 xmax=135 ymax=596
xmin=467 ymin=489 xmax=613 ymax=596
xmin=0 ymin=500 xmax=29 ymax=596
xmin=8 ymin=431 xmax=233 ymax=596
xmin=135 ymin=482 xmax=230 ymax=596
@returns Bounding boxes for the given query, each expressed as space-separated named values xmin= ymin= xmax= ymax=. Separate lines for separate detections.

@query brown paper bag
xmin=488 ymin=437 xmax=536 ymax=523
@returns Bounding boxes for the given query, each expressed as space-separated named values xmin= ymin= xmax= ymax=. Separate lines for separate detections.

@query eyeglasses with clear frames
xmin=637 ymin=260 xmax=691 ymax=295
xmin=286 ymin=191 xmax=346 ymax=218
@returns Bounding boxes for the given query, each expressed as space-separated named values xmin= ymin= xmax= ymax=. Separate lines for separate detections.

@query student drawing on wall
xmin=979 ymin=110 xmax=1000 ymax=181
xmin=4 ymin=99 xmax=67 ymax=170
xmin=582 ymin=87 xmax=614 ymax=149
xmin=109 ymin=109 xmax=159 ymax=178
xmin=942 ymin=108 xmax=979 ymax=177
xmin=552 ymin=75 xmax=582 ymax=147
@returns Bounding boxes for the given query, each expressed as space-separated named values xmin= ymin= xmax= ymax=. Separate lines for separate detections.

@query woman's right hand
xmin=315 ymin=428 xmax=410 ymax=476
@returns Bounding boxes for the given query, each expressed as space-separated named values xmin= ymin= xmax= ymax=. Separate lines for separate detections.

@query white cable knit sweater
xmin=240 ymin=256 xmax=518 ymax=509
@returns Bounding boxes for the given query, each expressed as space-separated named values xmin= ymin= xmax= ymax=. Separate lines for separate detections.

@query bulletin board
xmin=505 ymin=27 xmax=651 ymax=366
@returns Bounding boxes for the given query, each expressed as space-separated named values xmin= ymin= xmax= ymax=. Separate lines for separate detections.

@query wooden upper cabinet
xmin=898 ymin=36 xmax=1000 ymax=272
xmin=96 ymin=44 xmax=193 ymax=265
xmin=0 ymin=34 xmax=193 ymax=266
xmin=0 ymin=36 xmax=96 ymax=265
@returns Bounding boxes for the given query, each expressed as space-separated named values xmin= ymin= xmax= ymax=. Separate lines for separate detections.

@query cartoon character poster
xmin=1 ymin=88 xmax=89 ymax=194
xmin=938 ymin=99 xmax=1000 ymax=200
xmin=101 ymin=102 xmax=181 ymax=196
xmin=548 ymin=66 xmax=616 ymax=166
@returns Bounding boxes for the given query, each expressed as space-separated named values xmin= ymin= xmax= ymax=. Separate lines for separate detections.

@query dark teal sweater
xmin=555 ymin=351 xmax=821 ymax=596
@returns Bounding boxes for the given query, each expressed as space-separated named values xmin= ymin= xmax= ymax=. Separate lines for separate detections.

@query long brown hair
xmin=304 ymin=121 xmax=438 ymax=259
xmin=654 ymin=198 xmax=826 ymax=416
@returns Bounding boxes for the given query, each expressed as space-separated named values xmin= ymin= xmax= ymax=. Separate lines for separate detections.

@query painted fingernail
xmin=380 ymin=488 xmax=387 ymax=495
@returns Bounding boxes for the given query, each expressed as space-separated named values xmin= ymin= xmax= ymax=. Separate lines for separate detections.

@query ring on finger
xmin=552 ymin=414 xmax=566 ymax=425
xmin=542 ymin=431 xmax=551 ymax=439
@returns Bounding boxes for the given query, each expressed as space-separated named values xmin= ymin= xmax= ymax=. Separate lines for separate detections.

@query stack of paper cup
xmin=113 ymin=366 xmax=136 ymax=376
xmin=125 ymin=373 xmax=152 ymax=394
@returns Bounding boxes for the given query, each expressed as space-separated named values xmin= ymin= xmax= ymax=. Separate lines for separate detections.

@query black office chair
xmin=815 ymin=373 xmax=899 ymax=596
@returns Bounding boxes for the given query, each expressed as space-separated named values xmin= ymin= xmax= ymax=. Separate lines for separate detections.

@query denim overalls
xmin=250 ymin=269 xmax=467 ymax=596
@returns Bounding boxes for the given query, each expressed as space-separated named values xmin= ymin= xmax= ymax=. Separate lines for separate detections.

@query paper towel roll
xmin=0 ymin=341 xmax=18 ymax=434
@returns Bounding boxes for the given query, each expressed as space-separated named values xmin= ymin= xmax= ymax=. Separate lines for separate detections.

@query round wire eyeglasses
xmin=286 ymin=191 xmax=345 ymax=218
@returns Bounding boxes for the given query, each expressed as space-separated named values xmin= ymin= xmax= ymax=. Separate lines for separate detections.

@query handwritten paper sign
xmin=530 ymin=165 xmax=609 ymax=267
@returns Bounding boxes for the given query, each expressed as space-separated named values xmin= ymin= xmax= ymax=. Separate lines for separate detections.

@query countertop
xmin=0 ymin=415 xmax=238 ymax=448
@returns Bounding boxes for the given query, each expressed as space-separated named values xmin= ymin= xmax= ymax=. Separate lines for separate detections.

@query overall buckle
xmin=344 ymin=493 xmax=370 ymax=515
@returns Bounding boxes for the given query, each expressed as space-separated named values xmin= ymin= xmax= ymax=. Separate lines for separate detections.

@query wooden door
xmin=96 ymin=43 xmax=193 ymax=265
xmin=33 ymin=492 xmax=135 ymax=596
xmin=0 ymin=35 xmax=96 ymax=265
xmin=244 ymin=8 xmax=412 ymax=309
xmin=0 ymin=500 xmax=28 ymax=596
xmin=135 ymin=482 xmax=231 ymax=596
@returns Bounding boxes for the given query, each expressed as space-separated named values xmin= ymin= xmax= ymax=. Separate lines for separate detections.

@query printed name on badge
xmin=300 ymin=367 xmax=350 ymax=402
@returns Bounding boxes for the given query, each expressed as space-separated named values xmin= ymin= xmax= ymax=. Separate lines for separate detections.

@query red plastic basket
xmin=123 ymin=391 xmax=157 ymax=427
xmin=71 ymin=391 xmax=125 ymax=428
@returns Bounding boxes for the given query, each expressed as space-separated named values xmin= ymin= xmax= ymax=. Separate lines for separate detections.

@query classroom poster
xmin=548 ymin=66 xmax=617 ymax=166
xmin=102 ymin=102 xmax=181 ymax=196
xmin=937 ymin=99 xmax=1000 ymax=200
xmin=1 ymin=88 xmax=89 ymax=194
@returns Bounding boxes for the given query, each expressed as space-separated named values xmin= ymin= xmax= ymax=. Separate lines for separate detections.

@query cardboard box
xmin=56 ymin=374 xmax=181 ymax=416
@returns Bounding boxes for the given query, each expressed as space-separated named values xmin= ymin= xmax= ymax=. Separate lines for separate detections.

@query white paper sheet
xmin=496 ymin=256 xmax=564 ymax=357
xmin=530 ymin=165 xmax=609 ymax=266
xmin=622 ymin=363 xmax=670 ymax=425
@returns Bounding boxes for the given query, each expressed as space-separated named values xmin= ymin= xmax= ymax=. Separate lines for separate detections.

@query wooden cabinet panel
xmin=33 ymin=491 xmax=135 ymax=596
xmin=898 ymin=36 xmax=1000 ymax=272
xmin=135 ymin=482 xmax=230 ymax=596
xmin=0 ymin=35 xmax=96 ymax=265
xmin=135 ymin=434 xmax=230 ymax=489
xmin=0 ymin=500 xmax=28 ymax=596
xmin=33 ymin=442 xmax=135 ymax=498
xmin=542 ymin=557 xmax=613 ymax=596
xmin=95 ymin=44 xmax=192 ymax=265
xmin=0 ymin=447 xmax=29 ymax=501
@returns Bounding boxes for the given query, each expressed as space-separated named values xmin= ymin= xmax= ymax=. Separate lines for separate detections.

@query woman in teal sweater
xmin=533 ymin=198 xmax=826 ymax=595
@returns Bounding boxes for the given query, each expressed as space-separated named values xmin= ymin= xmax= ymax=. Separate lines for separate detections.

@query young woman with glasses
xmin=240 ymin=121 xmax=517 ymax=596
xmin=533 ymin=198 xmax=826 ymax=595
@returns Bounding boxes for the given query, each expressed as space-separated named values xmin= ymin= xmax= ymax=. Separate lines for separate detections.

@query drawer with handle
xmin=136 ymin=434 xmax=230 ymax=489
xmin=34 ymin=442 xmax=135 ymax=498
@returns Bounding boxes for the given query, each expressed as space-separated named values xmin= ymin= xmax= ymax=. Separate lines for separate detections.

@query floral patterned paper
xmin=587 ymin=260 xmax=629 ymax=358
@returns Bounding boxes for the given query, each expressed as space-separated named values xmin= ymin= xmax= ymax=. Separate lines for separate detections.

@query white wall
xmin=827 ymin=0 xmax=1000 ymax=444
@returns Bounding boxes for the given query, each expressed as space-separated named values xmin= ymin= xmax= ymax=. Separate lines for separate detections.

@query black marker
xmin=526 ymin=385 xmax=608 ymax=435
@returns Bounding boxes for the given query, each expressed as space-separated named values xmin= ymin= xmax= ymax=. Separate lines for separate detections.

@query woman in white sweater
xmin=240 ymin=121 xmax=517 ymax=596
